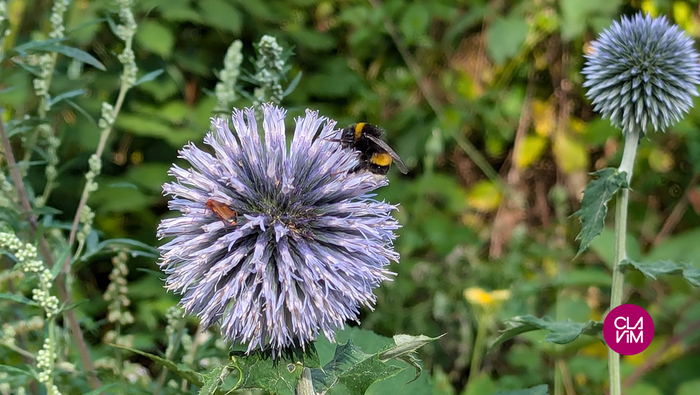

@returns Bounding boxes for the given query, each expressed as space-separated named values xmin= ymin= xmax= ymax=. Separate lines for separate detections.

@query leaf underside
xmin=622 ymin=259 xmax=700 ymax=287
xmin=492 ymin=315 xmax=603 ymax=349
xmin=574 ymin=167 xmax=629 ymax=256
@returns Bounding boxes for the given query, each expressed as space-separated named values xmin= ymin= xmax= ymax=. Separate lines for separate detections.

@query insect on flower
xmin=157 ymin=104 xmax=401 ymax=355
xmin=327 ymin=122 xmax=408 ymax=175
xmin=205 ymin=199 xmax=238 ymax=226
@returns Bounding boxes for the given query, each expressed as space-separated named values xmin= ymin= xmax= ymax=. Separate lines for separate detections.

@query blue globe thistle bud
xmin=582 ymin=13 xmax=700 ymax=135
xmin=157 ymin=105 xmax=400 ymax=355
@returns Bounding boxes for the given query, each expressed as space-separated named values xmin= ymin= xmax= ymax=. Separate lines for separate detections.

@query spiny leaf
xmin=198 ymin=365 xmax=230 ymax=395
xmin=492 ymin=315 xmax=603 ymax=349
xmin=490 ymin=384 xmax=549 ymax=395
xmin=111 ymin=344 xmax=203 ymax=386
xmin=311 ymin=340 xmax=405 ymax=395
xmin=378 ymin=334 xmax=444 ymax=383
xmin=621 ymin=259 xmax=700 ymax=287
xmin=229 ymin=349 xmax=306 ymax=395
xmin=574 ymin=167 xmax=628 ymax=256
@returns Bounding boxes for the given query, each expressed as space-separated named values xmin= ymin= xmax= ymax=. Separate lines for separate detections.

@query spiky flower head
xmin=582 ymin=13 xmax=700 ymax=135
xmin=157 ymin=104 xmax=400 ymax=354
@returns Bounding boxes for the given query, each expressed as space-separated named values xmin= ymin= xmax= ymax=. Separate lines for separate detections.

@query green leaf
xmin=282 ymin=71 xmax=302 ymax=98
xmin=315 ymin=327 xmax=434 ymax=394
xmin=115 ymin=114 xmax=202 ymax=147
xmin=51 ymin=245 xmax=71 ymax=280
xmin=112 ymin=344 xmax=203 ymax=386
xmin=47 ymin=89 xmax=86 ymax=107
xmin=14 ymin=40 xmax=106 ymax=70
xmin=311 ymin=340 xmax=405 ymax=395
xmin=81 ymin=384 xmax=119 ymax=395
xmin=0 ymin=293 xmax=39 ymax=306
xmin=550 ymin=269 xmax=611 ymax=287
xmin=573 ymin=168 xmax=628 ymax=256
xmin=490 ymin=384 xmax=549 ymax=395
xmin=78 ymin=238 xmax=158 ymax=263
xmin=66 ymin=99 xmax=98 ymax=126
xmin=50 ymin=44 xmax=106 ymax=70
xmin=229 ymin=349 xmax=305 ymax=395
xmin=621 ymin=260 xmax=700 ymax=287
xmin=198 ymin=365 xmax=230 ymax=395
xmin=198 ymin=0 xmax=242 ymax=33
xmin=485 ymin=13 xmax=528 ymax=65
xmin=492 ymin=316 xmax=603 ymax=349
xmin=12 ymin=37 xmax=65 ymax=54
xmin=377 ymin=334 xmax=443 ymax=383
xmin=0 ymin=364 xmax=33 ymax=377
xmin=135 ymin=21 xmax=175 ymax=59
xmin=135 ymin=69 xmax=165 ymax=86
xmin=400 ymin=3 xmax=430 ymax=44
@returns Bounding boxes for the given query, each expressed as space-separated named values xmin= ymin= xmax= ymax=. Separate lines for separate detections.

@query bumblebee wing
xmin=365 ymin=134 xmax=409 ymax=174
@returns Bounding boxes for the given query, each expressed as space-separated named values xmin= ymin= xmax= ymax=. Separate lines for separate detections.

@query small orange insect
xmin=206 ymin=199 xmax=238 ymax=226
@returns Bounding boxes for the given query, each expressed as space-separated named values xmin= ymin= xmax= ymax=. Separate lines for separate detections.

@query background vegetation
xmin=2 ymin=0 xmax=700 ymax=394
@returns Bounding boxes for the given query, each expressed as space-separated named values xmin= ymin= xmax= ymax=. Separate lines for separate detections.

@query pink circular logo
xmin=603 ymin=304 xmax=654 ymax=355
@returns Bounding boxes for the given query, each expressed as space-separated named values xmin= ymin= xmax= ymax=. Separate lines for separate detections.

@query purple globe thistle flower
xmin=582 ymin=13 xmax=700 ymax=135
xmin=157 ymin=104 xmax=400 ymax=355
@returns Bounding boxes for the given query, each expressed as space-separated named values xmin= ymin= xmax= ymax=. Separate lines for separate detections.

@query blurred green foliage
xmin=2 ymin=0 xmax=700 ymax=394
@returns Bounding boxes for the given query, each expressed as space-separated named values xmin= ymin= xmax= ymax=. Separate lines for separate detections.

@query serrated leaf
xmin=0 ymin=293 xmax=39 ymax=306
xmin=491 ymin=316 xmax=603 ymax=349
xmin=198 ymin=365 xmax=230 ymax=395
xmin=229 ymin=350 xmax=304 ymax=395
xmin=311 ymin=340 xmax=405 ymax=395
xmin=621 ymin=260 xmax=700 ymax=287
xmin=490 ymin=384 xmax=549 ymax=395
xmin=377 ymin=334 xmax=443 ymax=383
xmin=573 ymin=168 xmax=628 ymax=256
xmin=112 ymin=344 xmax=203 ymax=386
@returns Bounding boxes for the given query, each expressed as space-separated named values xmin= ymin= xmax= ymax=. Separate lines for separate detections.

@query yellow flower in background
xmin=641 ymin=0 xmax=658 ymax=17
xmin=464 ymin=287 xmax=511 ymax=309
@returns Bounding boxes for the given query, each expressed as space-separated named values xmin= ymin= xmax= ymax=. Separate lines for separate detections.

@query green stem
xmin=467 ymin=312 xmax=488 ymax=389
xmin=608 ymin=129 xmax=639 ymax=395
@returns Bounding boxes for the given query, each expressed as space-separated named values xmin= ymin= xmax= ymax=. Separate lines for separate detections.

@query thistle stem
xmin=608 ymin=128 xmax=639 ymax=395
xmin=296 ymin=367 xmax=315 ymax=395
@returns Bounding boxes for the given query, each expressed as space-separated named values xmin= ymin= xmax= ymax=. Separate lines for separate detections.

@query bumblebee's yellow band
xmin=371 ymin=152 xmax=392 ymax=166
xmin=354 ymin=122 xmax=366 ymax=139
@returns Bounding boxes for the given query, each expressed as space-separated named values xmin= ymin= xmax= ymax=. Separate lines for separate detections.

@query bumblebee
xmin=335 ymin=123 xmax=408 ymax=175
xmin=206 ymin=199 xmax=238 ymax=226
